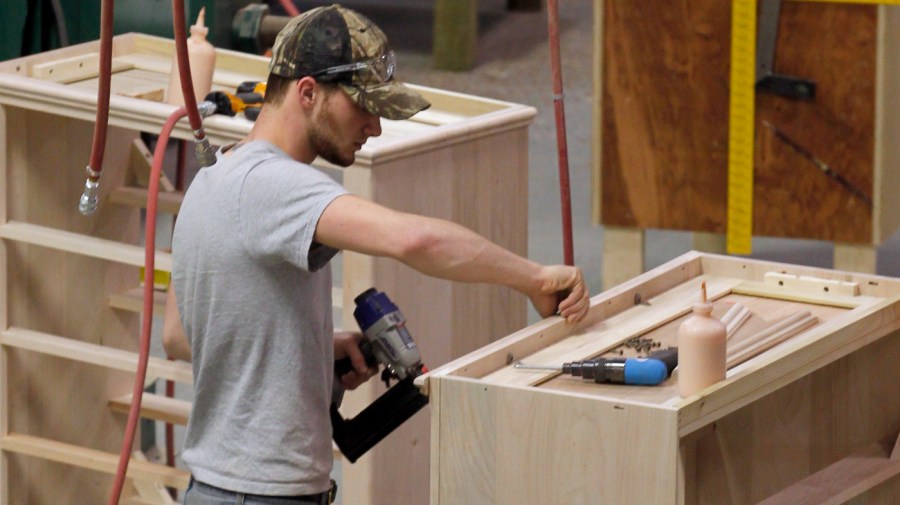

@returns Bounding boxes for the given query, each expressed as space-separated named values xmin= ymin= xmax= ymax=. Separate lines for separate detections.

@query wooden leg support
xmin=433 ymin=0 xmax=478 ymax=71
xmin=691 ymin=232 xmax=727 ymax=255
xmin=602 ymin=226 xmax=644 ymax=290
xmin=834 ymin=243 xmax=877 ymax=274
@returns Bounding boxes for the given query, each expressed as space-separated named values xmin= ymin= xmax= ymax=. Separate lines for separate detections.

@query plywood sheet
xmin=434 ymin=378 xmax=680 ymax=505
xmin=599 ymin=0 xmax=880 ymax=243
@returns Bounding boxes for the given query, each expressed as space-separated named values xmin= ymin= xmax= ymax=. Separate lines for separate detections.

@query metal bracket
xmin=756 ymin=0 xmax=816 ymax=100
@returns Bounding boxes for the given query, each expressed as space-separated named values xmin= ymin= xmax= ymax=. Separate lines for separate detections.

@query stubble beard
xmin=309 ymin=100 xmax=355 ymax=167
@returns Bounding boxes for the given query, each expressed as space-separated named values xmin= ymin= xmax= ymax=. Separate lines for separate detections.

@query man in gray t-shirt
xmin=167 ymin=5 xmax=590 ymax=504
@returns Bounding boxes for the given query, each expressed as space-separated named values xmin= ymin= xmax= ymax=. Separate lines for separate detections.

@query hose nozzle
xmin=194 ymin=133 xmax=217 ymax=167
xmin=197 ymin=100 xmax=217 ymax=118
xmin=79 ymin=167 xmax=101 ymax=215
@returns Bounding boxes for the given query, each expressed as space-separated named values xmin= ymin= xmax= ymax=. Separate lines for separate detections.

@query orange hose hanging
xmin=78 ymin=0 xmax=114 ymax=215
xmin=547 ymin=0 xmax=574 ymax=266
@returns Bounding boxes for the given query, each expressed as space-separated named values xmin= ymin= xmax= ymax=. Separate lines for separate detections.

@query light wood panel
xmin=0 ymin=221 xmax=172 ymax=271
xmin=434 ymin=378 xmax=680 ymax=505
xmin=109 ymin=393 xmax=191 ymax=426
xmin=341 ymin=108 xmax=531 ymax=505
xmin=1 ymin=328 xmax=193 ymax=385
xmin=2 ymin=107 xmax=142 ymax=505
xmin=2 ymin=434 xmax=189 ymax=489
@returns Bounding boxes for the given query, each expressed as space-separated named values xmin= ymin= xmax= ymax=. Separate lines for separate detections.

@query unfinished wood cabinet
xmin=0 ymin=33 xmax=534 ymax=505
xmin=594 ymin=1 xmax=900 ymax=281
xmin=422 ymin=251 xmax=900 ymax=504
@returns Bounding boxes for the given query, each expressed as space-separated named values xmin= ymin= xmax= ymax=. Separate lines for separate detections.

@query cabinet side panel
xmin=345 ymin=124 xmax=530 ymax=505
xmin=4 ymin=109 xmax=140 ymax=504
xmin=436 ymin=378 xmax=679 ymax=505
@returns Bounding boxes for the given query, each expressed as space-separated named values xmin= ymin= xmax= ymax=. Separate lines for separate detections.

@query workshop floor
xmin=158 ymin=0 xmax=900 ymax=498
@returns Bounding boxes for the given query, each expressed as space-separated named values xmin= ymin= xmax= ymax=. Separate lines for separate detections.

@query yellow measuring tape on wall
xmin=726 ymin=0 xmax=900 ymax=255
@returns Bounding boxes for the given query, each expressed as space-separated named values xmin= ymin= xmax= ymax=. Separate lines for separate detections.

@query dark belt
xmin=191 ymin=478 xmax=337 ymax=505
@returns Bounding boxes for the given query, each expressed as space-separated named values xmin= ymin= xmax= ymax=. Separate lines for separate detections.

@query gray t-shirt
xmin=172 ymin=140 xmax=347 ymax=495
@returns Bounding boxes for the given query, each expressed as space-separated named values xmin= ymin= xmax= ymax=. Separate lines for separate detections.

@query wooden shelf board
xmin=0 ymin=327 xmax=192 ymax=385
xmin=0 ymin=221 xmax=172 ymax=272
xmin=758 ymin=441 xmax=900 ymax=505
xmin=108 ymin=288 xmax=167 ymax=315
xmin=109 ymin=393 xmax=190 ymax=426
xmin=0 ymin=433 xmax=189 ymax=489
xmin=109 ymin=186 xmax=184 ymax=215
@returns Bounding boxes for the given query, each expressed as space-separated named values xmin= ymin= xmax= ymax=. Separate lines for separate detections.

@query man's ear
xmin=295 ymin=77 xmax=318 ymax=108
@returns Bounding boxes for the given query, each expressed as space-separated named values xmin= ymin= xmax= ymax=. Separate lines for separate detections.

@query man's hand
xmin=333 ymin=331 xmax=379 ymax=390
xmin=528 ymin=265 xmax=590 ymax=324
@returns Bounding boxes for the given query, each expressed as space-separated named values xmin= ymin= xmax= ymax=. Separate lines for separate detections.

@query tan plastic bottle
xmin=166 ymin=7 xmax=216 ymax=107
xmin=677 ymin=281 xmax=726 ymax=397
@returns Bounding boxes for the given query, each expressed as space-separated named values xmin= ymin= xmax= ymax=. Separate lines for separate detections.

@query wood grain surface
xmin=599 ymin=0 xmax=882 ymax=243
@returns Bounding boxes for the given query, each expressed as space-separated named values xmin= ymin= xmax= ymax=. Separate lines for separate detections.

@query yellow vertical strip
xmin=727 ymin=0 xmax=757 ymax=255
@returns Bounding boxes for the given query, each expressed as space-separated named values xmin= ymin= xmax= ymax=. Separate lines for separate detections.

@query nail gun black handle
xmin=331 ymin=376 xmax=429 ymax=463
xmin=334 ymin=339 xmax=377 ymax=377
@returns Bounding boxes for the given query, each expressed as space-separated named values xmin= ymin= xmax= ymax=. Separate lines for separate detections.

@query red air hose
xmin=172 ymin=0 xmax=217 ymax=168
xmin=106 ymin=107 xmax=188 ymax=505
xmin=172 ymin=1 xmax=204 ymax=135
xmin=79 ymin=0 xmax=114 ymax=215
xmin=108 ymin=2 xmax=212 ymax=502
xmin=547 ymin=0 xmax=575 ymax=266
xmin=279 ymin=0 xmax=301 ymax=17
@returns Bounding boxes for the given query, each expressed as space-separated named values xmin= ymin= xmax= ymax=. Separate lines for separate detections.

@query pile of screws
xmin=623 ymin=336 xmax=661 ymax=355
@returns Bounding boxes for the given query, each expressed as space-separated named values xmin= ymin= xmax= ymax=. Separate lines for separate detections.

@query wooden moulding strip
xmin=0 ymin=433 xmax=190 ymax=489
xmin=700 ymin=253 xmax=900 ymax=298
xmin=0 ymin=327 xmax=193 ymax=385
xmin=0 ymin=73 xmax=248 ymax=146
xmin=355 ymin=106 xmax=537 ymax=165
xmin=731 ymin=280 xmax=872 ymax=309
xmin=725 ymin=312 xmax=818 ymax=368
xmin=757 ymin=441 xmax=900 ymax=505
xmin=721 ymin=302 xmax=751 ymax=339
xmin=109 ymin=393 xmax=191 ymax=426
xmin=0 ymin=221 xmax=172 ymax=272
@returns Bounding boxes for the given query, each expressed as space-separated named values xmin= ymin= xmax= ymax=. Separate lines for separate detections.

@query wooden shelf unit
xmin=0 ymin=33 xmax=535 ymax=504
xmin=422 ymin=252 xmax=900 ymax=505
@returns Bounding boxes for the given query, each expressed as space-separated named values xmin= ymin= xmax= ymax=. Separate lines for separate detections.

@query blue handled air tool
xmin=331 ymin=288 xmax=429 ymax=463
xmin=514 ymin=347 xmax=678 ymax=386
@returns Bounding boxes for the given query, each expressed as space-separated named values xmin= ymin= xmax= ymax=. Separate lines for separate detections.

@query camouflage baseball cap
xmin=269 ymin=4 xmax=430 ymax=120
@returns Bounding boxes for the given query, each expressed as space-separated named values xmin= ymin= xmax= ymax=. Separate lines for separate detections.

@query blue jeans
xmin=183 ymin=478 xmax=334 ymax=505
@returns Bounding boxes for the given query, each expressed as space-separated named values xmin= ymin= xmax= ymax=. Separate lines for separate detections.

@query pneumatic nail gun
xmin=331 ymin=288 xmax=429 ymax=462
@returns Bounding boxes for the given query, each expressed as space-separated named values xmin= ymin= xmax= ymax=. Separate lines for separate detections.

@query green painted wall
xmin=1 ymin=0 xmax=251 ymax=62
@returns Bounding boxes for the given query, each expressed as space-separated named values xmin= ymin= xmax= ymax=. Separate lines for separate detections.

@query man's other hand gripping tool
xmin=331 ymin=288 xmax=429 ymax=463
